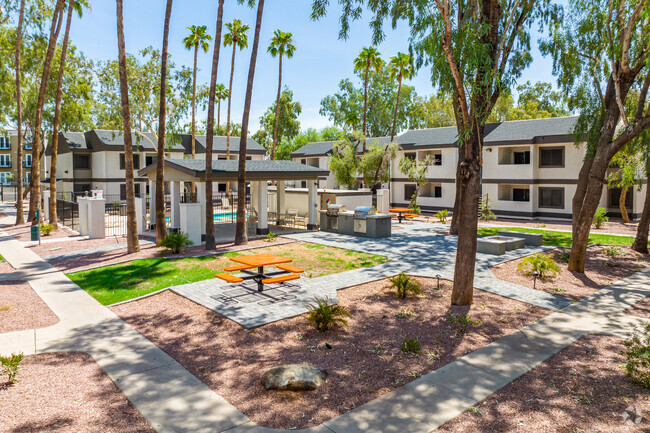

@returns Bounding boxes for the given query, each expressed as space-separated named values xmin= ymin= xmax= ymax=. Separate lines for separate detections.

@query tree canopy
xmin=253 ymin=87 xmax=301 ymax=156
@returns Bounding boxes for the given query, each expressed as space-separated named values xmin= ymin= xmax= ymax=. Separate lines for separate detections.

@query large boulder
xmin=261 ymin=364 xmax=328 ymax=391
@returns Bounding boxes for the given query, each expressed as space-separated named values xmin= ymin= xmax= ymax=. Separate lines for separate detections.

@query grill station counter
xmin=320 ymin=205 xmax=391 ymax=238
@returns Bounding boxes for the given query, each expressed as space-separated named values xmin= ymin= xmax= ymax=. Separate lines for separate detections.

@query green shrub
xmin=593 ymin=207 xmax=609 ymax=229
xmin=602 ymin=246 xmax=623 ymax=258
xmin=388 ymin=272 xmax=422 ymax=299
xmin=401 ymin=338 xmax=421 ymax=354
xmin=306 ymin=297 xmax=350 ymax=332
xmin=517 ymin=253 xmax=561 ymax=280
xmin=264 ymin=232 xmax=278 ymax=242
xmin=434 ymin=209 xmax=449 ymax=224
xmin=159 ymin=231 xmax=193 ymax=254
xmin=1 ymin=353 xmax=25 ymax=384
xmin=40 ymin=223 xmax=54 ymax=236
xmin=621 ymin=323 xmax=650 ymax=388
xmin=479 ymin=194 xmax=496 ymax=221
xmin=558 ymin=252 xmax=571 ymax=263
xmin=445 ymin=311 xmax=482 ymax=335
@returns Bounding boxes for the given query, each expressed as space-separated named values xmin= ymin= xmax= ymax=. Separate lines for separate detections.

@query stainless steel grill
xmin=354 ymin=206 xmax=376 ymax=233
xmin=325 ymin=204 xmax=346 ymax=231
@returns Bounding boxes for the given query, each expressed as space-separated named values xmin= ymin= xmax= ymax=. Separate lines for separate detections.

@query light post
xmin=436 ymin=274 xmax=441 ymax=289
xmin=532 ymin=270 xmax=539 ymax=290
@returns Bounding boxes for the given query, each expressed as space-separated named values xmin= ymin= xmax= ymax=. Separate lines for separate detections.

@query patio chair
xmin=286 ymin=209 xmax=298 ymax=227
xmin=294 ymin=211 xmax=308 ymax=227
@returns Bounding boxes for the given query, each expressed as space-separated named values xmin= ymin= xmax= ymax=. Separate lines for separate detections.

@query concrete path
xmin=2 ymin=203 xmax=649 ymax=433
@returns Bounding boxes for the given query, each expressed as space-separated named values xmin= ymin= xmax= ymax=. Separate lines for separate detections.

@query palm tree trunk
xmin=14 ymin=0 xmax=25 ymax=225
xmin=362 ymin=63 xmax=369 ymax=151
xmin=29 ymin=0 xmax=64 ymax=224
xmin=390 ymin=75 xmax=403 ymax=141
xmin=116 ymin=0 xmax=139 ymax=253
xmin=155 ymin=0 xmax=173 ymax=244
xmin=217 ymin=100 xmax=221 ymax=129
xmin=619 ymin=186 xmax=630 ymax=223
xmin=204 ymin=0 xmax=225 ymax=250
xmin=49 ymin=0 xmax=74 ymax=230
xmin=191 ymin=44 xmax=198 ymax=158
xmin=225 ymin=43 xmax=236 ymax=193
xmin=272 ymin=53 xmax=282 ymax=160
xmin=235 ymin=0 xmax=265 ymax=245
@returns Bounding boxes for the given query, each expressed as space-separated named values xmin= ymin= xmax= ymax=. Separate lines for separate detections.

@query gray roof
xmin=138 ymin=158 xmax=329 ymax=181
xmin=61 ymin=132 xmax=88 ymax=150
xmin=85 ymin=130 xmax=186 ymax=153
xmin=291 ymin=136 xmax=392 ymax=158
xmin=179 ymin=134 xmax=266 ymax=155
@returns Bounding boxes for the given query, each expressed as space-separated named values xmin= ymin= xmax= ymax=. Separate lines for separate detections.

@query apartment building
xmin=45 ymin=130 xmax=266 ymax=199
xmin=0 ymin=129 xmax=46 ymax=186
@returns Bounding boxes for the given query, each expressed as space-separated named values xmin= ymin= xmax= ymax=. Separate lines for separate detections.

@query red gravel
xmin=0 ymin=281 xmax=59 ymax=333
xmin=2 ymin=223 xmax=76 ymax=242
xmin=0 ymin=352 xmax=156 ymax=433
xmin=491 ymin=246 xmax=648 ymax=300
xmin=626 ymin=296 xmax=650 ymax=319
xmin=439 ymin=334 xmax=650 ymax=432
xmin=0 ymin=260 xmax=14 ymax=273
xmin=478 ymin=218 xmax=640 ymax=236
xmin=28 ymin=236 xmax=146 ymax=258
xmin=111 ymin=277 xmax=549 ymax=429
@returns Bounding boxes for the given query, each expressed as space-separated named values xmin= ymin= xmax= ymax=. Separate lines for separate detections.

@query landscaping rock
xmin=261 ymin=364 xmax=328 ymax=391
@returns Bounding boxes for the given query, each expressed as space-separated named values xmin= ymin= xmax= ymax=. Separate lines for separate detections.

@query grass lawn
xmin=477 ymin=226 xmax=644 ymax=247
xmin=68 ymin=241 xmax=389 ymax=306
xmin=0 ymin=254 xmax=4 ymax=261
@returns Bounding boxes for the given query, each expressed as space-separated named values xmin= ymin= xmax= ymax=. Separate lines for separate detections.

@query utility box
xmin=31 ymin=225 xmax=40 ymax=241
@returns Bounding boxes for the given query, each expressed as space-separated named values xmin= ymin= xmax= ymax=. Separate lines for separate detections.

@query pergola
xmin=138 ymin=159 xmax=329 ymax=243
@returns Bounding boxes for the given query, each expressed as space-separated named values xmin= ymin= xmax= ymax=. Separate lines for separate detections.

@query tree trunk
xmin=619 ymin=186 xmax=630 ymax=223
xmin=191 ymin=44 xmax=197 ymax=159
xmin=49 ymin=0 xmax=74 ymax=230
xmin=204 ymin=0 xmax=225 ymax=250
xmin=29 ymin=0 xmax=64 ymax=224
xmin=235 ymin=0 xmax=265 ymax=245
xmin=225 ymin=43 xmax=236 ymax=193
xmin=271 ymin=53 xmax=283 ymax=160
xmin=362 ymin=63 xmax=369 ymax=150
xmin=390 ymin=75 xmax=402 ymax=141
xmin=116 ymin=0 xmax=140 ymax=253
xmin=217 ymin=100 xmax=221 ymax=129
xmin=632 ymin=174 xmax=650 ymax=254
xmin=14 ymin=0 xmax=25 ymax=225
xmin=155 ymin=0 xmax=173 ymax=244
xmin=449 ymin=165 xmax=462 ymax=234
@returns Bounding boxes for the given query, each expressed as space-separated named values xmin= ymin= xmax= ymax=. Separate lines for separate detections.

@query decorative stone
xmin=261 ymin=364 xmax=328 ymax=391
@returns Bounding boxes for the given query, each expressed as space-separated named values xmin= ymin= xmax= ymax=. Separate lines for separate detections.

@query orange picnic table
xmin=388 ymin=208 xmax=415 ymax=223
xmin=214 ymin=253 xmax=304 ymax=292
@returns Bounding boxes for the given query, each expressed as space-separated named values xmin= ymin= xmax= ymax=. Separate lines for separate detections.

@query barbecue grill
xmin=353 ymin=206 xmax=376 ymax=234
xmin=323 ymin=204 xmax=347 ymax=231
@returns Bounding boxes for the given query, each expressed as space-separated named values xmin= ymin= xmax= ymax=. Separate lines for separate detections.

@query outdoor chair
xmin=286 ymin=209 xmax=298 ymax=227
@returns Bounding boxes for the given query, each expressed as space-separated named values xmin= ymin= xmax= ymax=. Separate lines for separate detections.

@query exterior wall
xmin=0 ymin=131 xmax=46 ymax=186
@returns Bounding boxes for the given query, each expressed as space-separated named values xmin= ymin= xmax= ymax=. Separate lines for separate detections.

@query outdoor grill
xmin=353 ymin=206 xmax=376 ymax=234
xmin=324 ymin=204 xmax=347 ymax=231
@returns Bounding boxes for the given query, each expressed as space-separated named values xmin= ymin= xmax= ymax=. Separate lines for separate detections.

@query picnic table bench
xmin=215 ymin=254 xmax=304 ymax=292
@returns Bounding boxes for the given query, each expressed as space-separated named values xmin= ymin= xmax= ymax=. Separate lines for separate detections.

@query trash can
xmin=31 ymin=225 xmax=40 ymax=242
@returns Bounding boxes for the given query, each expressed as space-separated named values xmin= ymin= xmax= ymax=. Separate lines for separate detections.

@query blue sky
xmin=69 ymin=1 xmax=555 ymax=133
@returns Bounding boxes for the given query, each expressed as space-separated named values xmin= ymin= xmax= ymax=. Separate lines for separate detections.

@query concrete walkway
xmin=1 ymin=204 xmax=649 ymax=433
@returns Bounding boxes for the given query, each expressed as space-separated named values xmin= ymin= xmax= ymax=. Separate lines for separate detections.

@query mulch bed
xmin=439 ymin=334 xmax=650 ymax=432
xmin=626 ymin=296 xmax=650 ymax=319
xmin=27 ymin=235 xmax=150 ymax=258
xmin=0 ymin=352 xmax=156 ymax=433
xmin=491 ymin=246 xmax=648 ymax=300
xmin=2 ymin=223 xmax=76 ymax=242
xmin=111 ymin=277 xmax=549 ymax=429
xmin=477 ymin=218 xmax=640 ymax=236
xmin=0 ymin=281 xmax=59 ymax=333
xmin=0 ymin=260 xmax=14 ymax=273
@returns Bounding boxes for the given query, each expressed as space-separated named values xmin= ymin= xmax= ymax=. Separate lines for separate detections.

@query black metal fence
xmin=211 ymin=192 xmax=251 ymax=223
xmin=56 ymin=198 xmax=79 ymax=232
xmin=104 ymin=201 xmax=127 ymax=237
xmin=0 ymin=184 xmax=17 ymax=202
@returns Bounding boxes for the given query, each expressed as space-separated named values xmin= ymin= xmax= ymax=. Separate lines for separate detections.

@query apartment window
xmin=404 ymin=152 xmax=416 ymax=161
xmin=300 ymin=159 xmax=307 ymax=164
xmin=433 ymin=153 xmax=442 ymax=166
xmin=539 ymin=147 xmax=564 ymax=167
xmin=145 ymin=155 xmax=157 ymax=166
xmin=434 ymin=185 xmax=442 ymax=198
xmin=218 ymin=183 xmax=227 ymax=192
xmin=539 ymin=187 xmax=564 ymax=208
xmin=24 ymin=154 xmax=32 ymax=167
xmin=0 ymin=137 xmax=10 ymax=150
xmin=0 ymin=154 xmax=10 ymax=167
xmin=73 ymin=154 xmax=90 ymax=169
xmin=120 ymin=183 xmax=141 ymax=200
xmin=513 ymin=151 xmax=530 ymax=165
xmin=0 ymin=172 xmax=9 ymax=184
xmin=24 ymin=141 xmax=32 ymax=150
xmin=74 ymin=184 xmax=91 ymax=195
xmin=404 ymin=184 xmax=416 ymax=200
xmin=25 ymin=172 xmax=31 ymax=184
xmin=609 ymin=188 xmax=632 ymax=208
xmin=120 ymin=153 xmax=140 ymax=170
xmin=513 ymin=188 xmax=530 ymax=202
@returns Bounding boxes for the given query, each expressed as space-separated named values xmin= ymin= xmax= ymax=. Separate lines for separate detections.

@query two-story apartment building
xmin=0 ymin=129 xmax=45 ymax=186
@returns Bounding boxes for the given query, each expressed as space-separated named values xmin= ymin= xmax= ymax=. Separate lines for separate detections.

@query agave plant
xmin=305 ymin=297 xmax=350 ymax=332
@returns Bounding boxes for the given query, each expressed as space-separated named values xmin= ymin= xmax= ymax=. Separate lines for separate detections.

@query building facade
xmin=0 ymin=129 xmax=46 ymax=186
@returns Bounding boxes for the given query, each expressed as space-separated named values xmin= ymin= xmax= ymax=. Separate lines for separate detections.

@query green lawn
xmin=477 ymin=226 xmax=644 ymax=247
xmin=0 ymin=254 xmax=4 ymax=261
xmin=68 ymin=242 xmax=389 ymax=306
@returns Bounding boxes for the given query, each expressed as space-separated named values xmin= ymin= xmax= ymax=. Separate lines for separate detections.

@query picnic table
xmin=388 ymin=207 xmax=416 ymax=223
xmin=214 ymin=253 xmax=304 ymax=292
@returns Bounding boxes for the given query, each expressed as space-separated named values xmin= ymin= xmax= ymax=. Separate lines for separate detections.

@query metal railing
xmin=56 ymin=198 xmax=79 ymax=232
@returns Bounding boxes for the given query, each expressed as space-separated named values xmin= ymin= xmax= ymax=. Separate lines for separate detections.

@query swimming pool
xmin=164 ymin=212 xmax=249 ymax=223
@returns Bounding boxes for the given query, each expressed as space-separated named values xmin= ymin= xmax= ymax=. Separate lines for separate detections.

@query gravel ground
xmin=0 ymin=352 xmax=156 ymax=433
xmin=626 ymin=296 xmax=650 ymax=319
xmin=54 ymin=238 xmax=294 ymax=273
xmin=111 ymin=277 xmax=548 ymax=429
xmin=28 ymin=235 xmax=148 ymax=258
xmin=0 ymin=260 xmax=14 ymax=273
xmin=2 ymin=223 xmax=76 ymax=242
xmin=0 ymin=281 xmax=59 ymax=333
xmin=477 ymin=218 xmax=640 ymax=236
xmin=491 ymin=246 xmax=648 ymax=300
xmin=438 ymin=334 xmax=650 ymax=432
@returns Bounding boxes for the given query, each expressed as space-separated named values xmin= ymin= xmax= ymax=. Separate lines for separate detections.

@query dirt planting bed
xmin=112 ymin=277 xmax=549 ymax=430
xmin=3 ymin=223 xmax=76 ymax=242
xmin=491 ymin=246 xmax=648 ymax=300
xmin=0 ymin=281 xmax=59 ymax=333
xmin=478 ymin=218 xmax=640 ymax=236
xmin=28 ymin=236 xmax=149 ymax=258
xmin=626 ymin=295 xmax=650 ymax=319
xmin=0 ymin=259 xmax=14 ymax=273
xmin=439 ymin=334 xmax=649 ymax=432
xmin=0 ymin=352 xmax=155 ymax=433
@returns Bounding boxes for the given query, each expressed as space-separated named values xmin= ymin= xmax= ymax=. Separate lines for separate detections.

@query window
xmin=513 ymin=188 xmax=530 ymax=202
xmin=74 ymin=184 xmax=91 ymax=195
xmin=0 ymin=154 xmax=10 ymax=167
xmin=73 ymin=154 xmax=90 ymax=169
xmin=513 ymin=151 xmax=530 ymax=165
xmin=0 ymin=137 xmax=10 ymax=150
xmin=433 ymin=153 xmax=442 ymax=166
xmin=404 ymin=184 xmax=416 ymax=200
xmin=246 ymin=156 xmax=252 ymax=161
xmin=120 ymin=153 xmax=140 ymax=170
xmin=434 ymin=185 xmax=442 ymax=198
xmin=539 ymin=187 xmax=564 ymax=208
xmin=120 ymin=183 xmax=141 ymax=200
xmin=609 ymin=188 xmax=632 ymax=208
xmin=145 ymin=155 xmax=157 ymax=166
xmin=218 ymin=183 xmax=227 ymax=192
xmin=24 ymin=154 xmax=32 ymax=167
xmin=404 ymin=152 xmax=416 ymax=161
xmin=25 ymin=171 xmax=31 ymax=184
xmin=300 ymin=159 xmax=307 ymax=164
xmin=24 ymin=141 xmax=32 ymax=150
xmin=539 ymin=147 xmax=564 ymax=167
xmin=0 ymin=172 xmax=9 ymax=184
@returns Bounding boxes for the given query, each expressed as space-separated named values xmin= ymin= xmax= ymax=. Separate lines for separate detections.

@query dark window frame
xmin=513 ymin=151 xmax=531 ymax=165
xmin=434 ymin=185 xmax=442 ymax=198
xmin=404 ymin=184 xmax=416 ymax=200
xmin=73 ymin=154 xmax=90 ymax=170
xmin=433 ymin=153 xmax=442 ymax=166
xmin=539 ymin=146 xmax=565 ymax=168
xmin=538 ymin=187 xmax=565 ymax=209
xmin=120 ymin=153 xmax=141 ymax=170
xmin=512 ymin=188 xmax=530 ymax=202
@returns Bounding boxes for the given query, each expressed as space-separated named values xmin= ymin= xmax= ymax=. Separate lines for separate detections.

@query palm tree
xmin=215 ymin=83 xmax=229 ymax=129
xmin=353 ymin=47 xmax=383 ymax=151
xmin=204 ymin=0 xmax=226 ymax=250
xmin=183 ymin=25 xmax=211 ymax=159
xmin=154 ymin=0 xmax=174 ymax=244
xmin=14 ymin=0 xmax=25 ymax=225
xmin=388 ymin=52 xmax=414 ymax=141
xmin=49 ymin=0 xmax=89 ymax=230
xmin=116 ymin=0 xmax=139 ymax=253
xmin=235 ymin=0 xmax=265 ymax=246
xmin=267 ymin=30 xmax=295 ymax=160
xmin=28 ymin=0 xmax=64 ymax=223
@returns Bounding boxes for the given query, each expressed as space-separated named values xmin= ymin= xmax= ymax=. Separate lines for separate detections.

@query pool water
xmin=164 ymin=212 xmax=249 ymax=223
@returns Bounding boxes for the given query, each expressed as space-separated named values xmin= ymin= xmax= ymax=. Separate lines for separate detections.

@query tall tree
xmin=183 ymin=24 xmax=211 ymax=159
xmin=204 ymin=0 xmax=226 ymax=250
xmin=267 ymin=30 xmax=295 ymax=160
xmin=632 ymin=150 xmax=650 ymax=253
xmin=606 ymin=145 xmax=644 ymax=223
xmin=399 ymin=154 xmax=432 ymax=208
xmin=353 ymin=46 xmax=383 ymax=148
xmin=116 ymin=0 xmax=139 ymax=253
xmin=388 ymin=52 xmax=414 ymax=141
xmin=254 ymin=88 xmax=301 ymax=153
xmin=14 ymin=0 xmax=25 ymax=225
xmin=235 ymin=0 xmax=264 ymax=245
xmin=215 ymin=83 xmax=229 ymax=129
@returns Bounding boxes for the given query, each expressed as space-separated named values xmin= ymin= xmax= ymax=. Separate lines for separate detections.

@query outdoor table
xmin=221 ymin=254 xmax=301 ymax=292
xmin=388 ymin=208 xmax=413 ymax=223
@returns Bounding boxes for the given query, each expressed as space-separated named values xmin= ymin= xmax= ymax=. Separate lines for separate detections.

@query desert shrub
xmin=435 ymin=209 xmax=449 ymax=223
xmin=264 ymin=232 xmax=278 ymax=242
xmin=517 ymin=253 xmax=561 ymax=280
xmin=1 ymin=353 xmax=25 ymax=384
xmin=40 ymin=223 xmax=54 ymax=236
xmin=401 ymin=337 xmax=421 ymax=354
xmin=558 ymin=252 xmax=571 ymax=263
xmin=388 ymin=272 xmax=422 ymax=299
xmin=602 ymin=246 xmax=623 ymax=258
xmin=479 ymin=194 xmax=496 ymax=221
xmin=445 ymin=311 xmax=482 ymax=335
xmin=159 ymin=231 xmax=193 ymax=254
xmin=306 ymin=297 xmax=350 ymax=332
xmin=621 ymin=323 xmax=650 ymax=388
xmin=593 ymin=207 xmax=609 ymax=229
